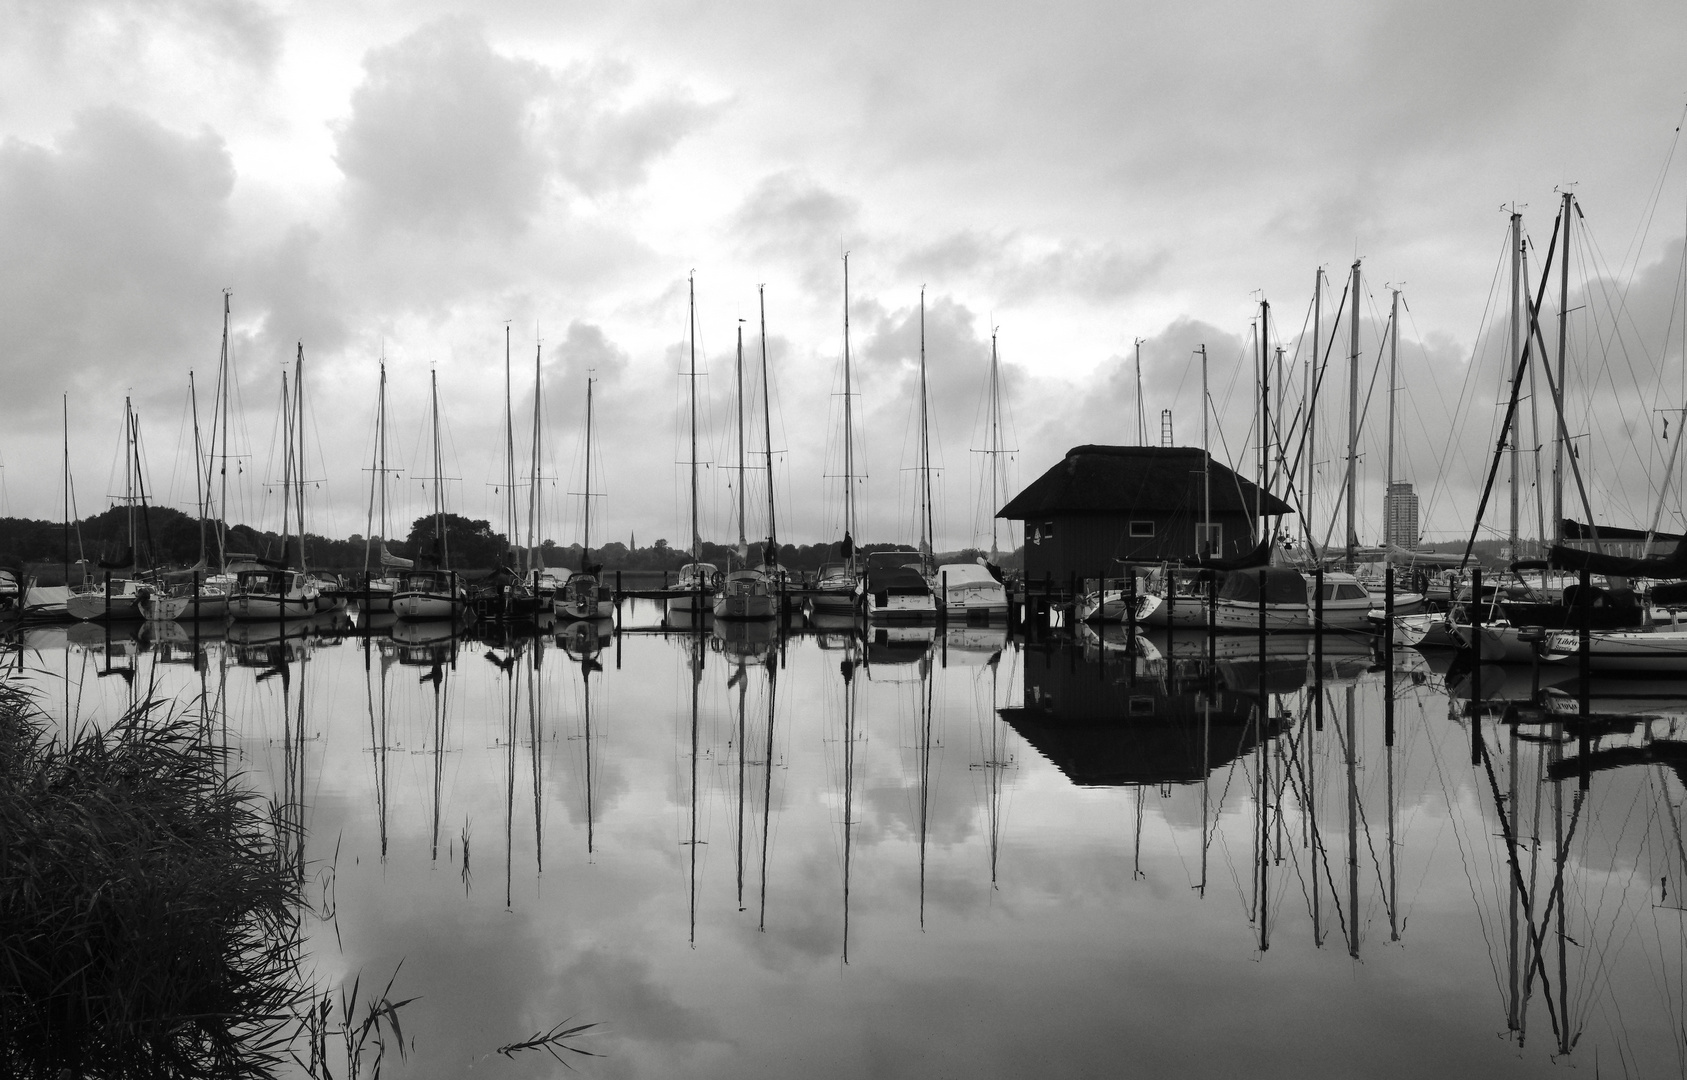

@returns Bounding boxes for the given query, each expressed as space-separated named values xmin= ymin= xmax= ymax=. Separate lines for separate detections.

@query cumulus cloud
xmin=335 ymin=18 xmax=553 ymax=237
xmin=729 ymin=172 xmax=861 ymax=292
xmin=335 ymin=19 xmax=715 ymax=238
xmin=543 ymin=59 xmax=718 ymax=197
xmin=555 ymin=320 xmax=631 ymax=387
xmin=0 ymin=107 xmax=235 ymax=415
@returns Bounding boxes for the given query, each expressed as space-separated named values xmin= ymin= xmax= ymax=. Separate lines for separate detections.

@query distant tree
xmin=404 ymin=514 xmax=508 ymax=569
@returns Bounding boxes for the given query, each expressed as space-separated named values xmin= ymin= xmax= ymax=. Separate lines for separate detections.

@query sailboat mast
xmin=988 ymin=330 xmax=1002 ymax=557
xmin=190 ymin=371 xmax=206 ymax=565
xmin=378 ymin=362 xmax=389 ymax=565
xmin=1201 ymin=345 xmax=1210 ymax=556
xmin=62 ymin=394 xmax=69 ymax=585
xmin=842 ymin=255 xmax=856 ymax=564
xmin=582 ymin=377 xmax=594 ymax=571
xmin=1134 ymin=338 xmax=1145 ymax=445
xmin=528 ymin=341 xmax=543 ymax=572
xmin=1508 ymin=212 xmax=1522 ymax=559
xmin=760 ymin=286 xmax=776 ymax=557
xmin=689 ymin=273 xmax=700 ymax=564
xmin=505 ymin=325 xmax=517 ymax=567
xmin=1256 ymin=301 xmax=1269 ymax=538
xmin=294 ymin=344 xmax=307 ymax=572
xmin=735 ymin=321 xmax=747 ymax=560
xmin=1345 ymin=260 xmax=1360 ymax=571
xmin=918 ymin=288 xmax=935 ymax=567
xmin=216 ymin=290 xmax=231 ymax=573
xmin=431 ymin=368 xmax=446 ymax=568
xmin=1554 ymin=193 xmax=1571 ymax=546
xmin=125 ymin=395 xmax=135 ymax=566
xmin=1385 ymin=287 xmax=1399 ymax=571
xmin=279 ymin=374 xmax=291 ymax=565
xmin=1307 ymin=269 xmax=1320 ymax=553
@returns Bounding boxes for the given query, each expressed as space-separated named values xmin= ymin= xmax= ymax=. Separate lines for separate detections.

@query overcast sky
xmin=3 ymin=0 xmax=1686 ymax=555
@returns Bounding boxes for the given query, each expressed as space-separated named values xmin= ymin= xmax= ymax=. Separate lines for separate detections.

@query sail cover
xmin=1546 ymin=532 xmax=1687 ymax=579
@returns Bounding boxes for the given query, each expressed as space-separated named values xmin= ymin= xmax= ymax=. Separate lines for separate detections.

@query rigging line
xmin=1477 ymin=734 xmax=1567 ymax=1041
xmin=1575 ymin=228 xmax=1677 ymax=519
xmin=1571 ymin=775 xmax=1662 ymax=1025
xmin=1614 ymin=105 xmax=1687 ymax=295
xmin=1426 ymin=704 xmax=1508 ymax=1002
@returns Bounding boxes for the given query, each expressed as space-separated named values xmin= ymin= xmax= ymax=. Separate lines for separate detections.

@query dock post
xmin=1470 ymin=568 xmax=1483 ymax=765
xmin=1578 ymin=568 xmax=1591 ymax=789
xmin=1384 ymin=566 xmax=1395 ymax=746
xmin=104 ymin=569 xmax=111 ymax=619
xmin=1315 ymin=567 xmax=1325 ymax=717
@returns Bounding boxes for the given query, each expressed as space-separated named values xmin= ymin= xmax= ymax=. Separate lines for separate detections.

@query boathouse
xmin=996 ymin=445 xmax=1292 ymax=582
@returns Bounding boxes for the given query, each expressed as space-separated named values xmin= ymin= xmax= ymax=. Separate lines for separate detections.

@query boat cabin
xmin=234 ymin=569 xmax=305 ymax=596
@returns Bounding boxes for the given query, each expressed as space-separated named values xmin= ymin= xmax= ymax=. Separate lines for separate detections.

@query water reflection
xmin=3 ymin=607 xmax=1684 ymax=1077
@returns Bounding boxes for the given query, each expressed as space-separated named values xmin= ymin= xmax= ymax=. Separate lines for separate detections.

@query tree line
xmin=0 ymin=506 xmax=1020 ymax=580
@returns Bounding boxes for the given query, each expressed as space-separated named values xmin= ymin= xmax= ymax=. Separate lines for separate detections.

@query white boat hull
xmin=143 ymin=591 xmax=231 ymax=621
xmin=229 ymin=594 xmax=318 ymax=620
xmin=1544 ymin=629 xmax=1687 ymax=673
xmin=394 ymin=593 xmax=464 ymax=620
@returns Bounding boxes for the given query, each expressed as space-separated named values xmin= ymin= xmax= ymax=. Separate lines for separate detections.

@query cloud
xmin=899 ymin=231 xmax=1169 ymax=305
xmin=335 ymin=18 xmax=553 ymax=237
xmin=555 ymin=320 xmax=631 ymax=387
xmin=0 ymin=107 xmax=236 ymax=414
xmin=543 ymin=59 xmax=718 ymax=197
xmin=335 ymin=20 xmax=716 ymax=239
xmin=729 ymin=172 xmax=861 ymax=292
xmin=3 ymin=0 xmax=282 ymax=75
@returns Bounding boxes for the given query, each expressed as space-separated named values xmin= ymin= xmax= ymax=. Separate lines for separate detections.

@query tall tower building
xmin=1383 ymin=481 xmax=1419 ymax=549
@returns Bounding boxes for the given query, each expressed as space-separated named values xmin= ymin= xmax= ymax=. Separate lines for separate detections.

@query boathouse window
xmin=1129 ymin=521 xmax=1155 ymax=538
xmin=1033 ymin=520 xmax=1056 ymax=544
xmin=1197 ymin=523 xmax=1221 ymax=555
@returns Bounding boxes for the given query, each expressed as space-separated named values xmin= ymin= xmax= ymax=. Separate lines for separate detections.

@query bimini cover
xmin=1215 ymin=566 xmax=1306 ymax=605
xmin=867 ymin=565 xmax=930 ymax=596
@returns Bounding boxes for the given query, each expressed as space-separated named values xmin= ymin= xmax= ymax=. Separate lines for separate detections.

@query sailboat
xmin=668 ymin=274 xmax=718 ymax=618
xmin=393 ymin=368 xmax=468 ymax=620
xmin=936 ymin=327 xmax=1010 ymax=622
xmin=478 ymin=327 xmax=545 ymax=622
xmin=1453 ymin=195 xmax=1652 ymax=661
xmin=67 ymin=396 xmax=150 ymax=621
xmin=810 ymin=255 xmax=865 ymax=617
xmin=229 ymin=347 xmax=323 ymax=621
xmin=142 ymin=371 xmax=225 ymax=621
xmin=867 ymin=288 xmax=938 ymax=623
xmin=525 ymin=337 xmax=569 ymax=604
xmin=556 ymin=375 xmax=611 ymax=620
xmin=360 ymin=359 xmax=409 ymax=617
xmin=715 ymin=315 xmax=776 ymax=621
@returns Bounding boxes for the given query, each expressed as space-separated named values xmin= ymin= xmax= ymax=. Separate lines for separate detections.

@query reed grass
xmin=0 ymin=684 xmax=304 ymax=1078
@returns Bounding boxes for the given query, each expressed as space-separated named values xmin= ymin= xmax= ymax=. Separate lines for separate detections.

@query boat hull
xmin=1544 ymin=629 xmax=1687 ymax=673
xmin=713 ymin=593 xmax=776 ymax=620
xmin=394 ymin=593 xmax=465 ymax=620
xmin=229 ymin=594 xmax=318 ymax=621
xmin=67 ymin=591 xmax=142 ymax=622
xmin=143 ymin=591 xmax=230 ymax=621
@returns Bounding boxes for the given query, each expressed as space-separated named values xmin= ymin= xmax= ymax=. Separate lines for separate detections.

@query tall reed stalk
xmin=0 ymin=684 xmax=304 ymax=1078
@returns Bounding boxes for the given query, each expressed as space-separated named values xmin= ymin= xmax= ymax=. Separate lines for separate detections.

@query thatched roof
xmin=997 ymin=445 xmax=1293 ymax=520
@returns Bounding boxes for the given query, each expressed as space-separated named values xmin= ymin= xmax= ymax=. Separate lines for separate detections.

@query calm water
xmin=5 ymin=605 xmax=1686 ymax=1078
